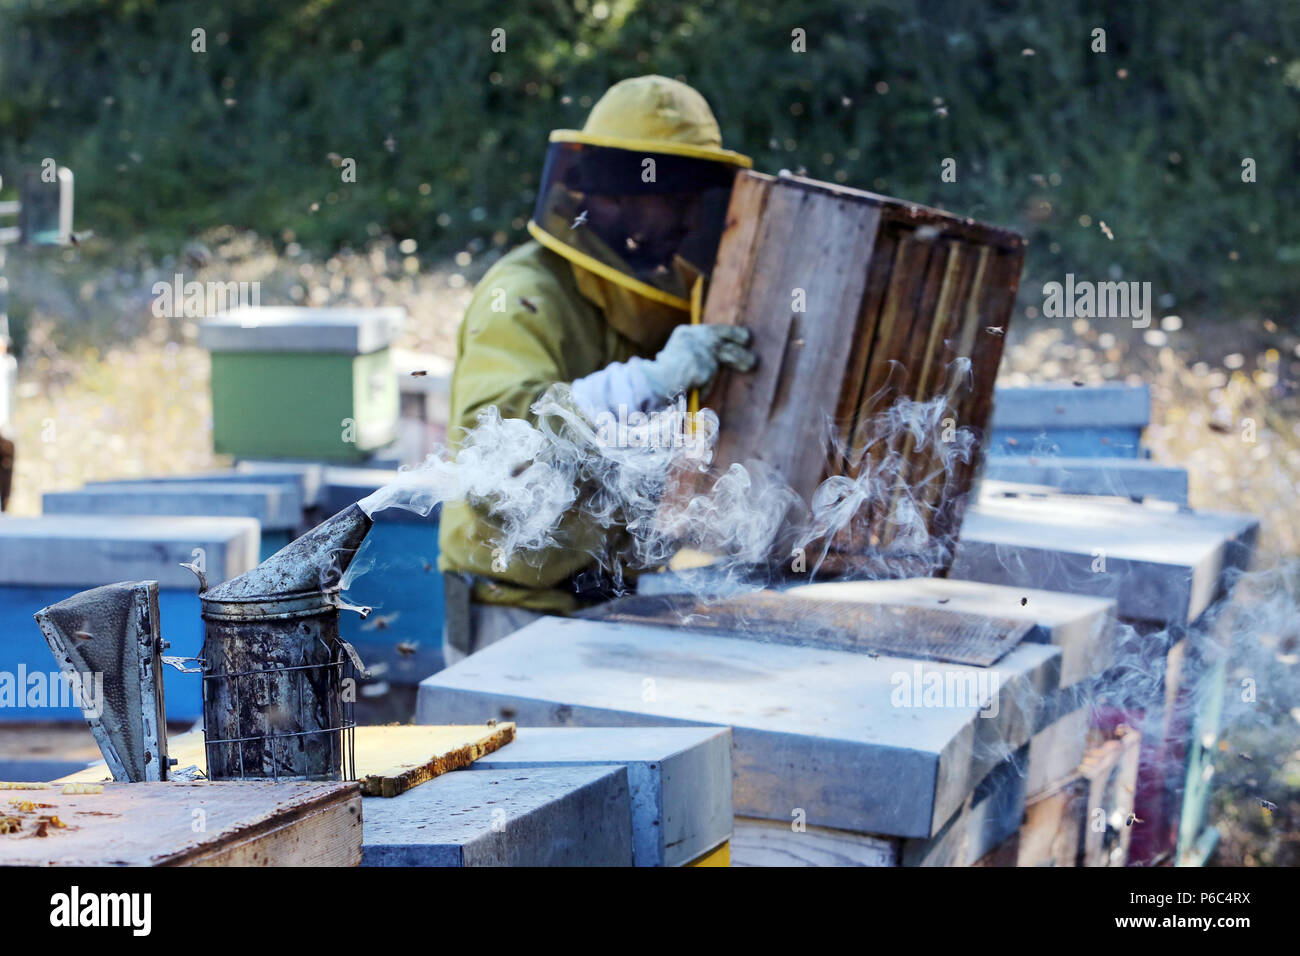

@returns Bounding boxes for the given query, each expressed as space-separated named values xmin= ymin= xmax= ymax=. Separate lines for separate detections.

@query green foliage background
xmin=2 ymin=0 xmax=1298 ymax=316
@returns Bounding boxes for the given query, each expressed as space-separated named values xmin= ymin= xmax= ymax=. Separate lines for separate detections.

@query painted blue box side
xmin=989 ymin=427 xmax=1143 ymax=458
xmin=991 ymin=385 xmax=1151 ymax=428
xmin=0 ymin=586 xmax=204 ymax=721
xmin=339 ymin=514 xmax=445 ymax=681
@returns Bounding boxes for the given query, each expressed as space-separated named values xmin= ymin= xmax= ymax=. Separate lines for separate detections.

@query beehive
xmin=700 ymin=171 xmax=1026 ymax=565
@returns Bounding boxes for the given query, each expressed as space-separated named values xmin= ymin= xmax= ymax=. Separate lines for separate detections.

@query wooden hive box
xmin=699 ymin=171 xmax=1026 ymax=568
xmin=0 ymin=781 xmax=361 ymax=866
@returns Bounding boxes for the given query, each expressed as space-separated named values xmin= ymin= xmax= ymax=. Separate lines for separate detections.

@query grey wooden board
xmin=952 ymin=491 xmax=1258 ymax=625
xmin=89 ymin=465 xmax=321 ymax=510
xmin=585 ymin=591 xmax=1031 ymax=667
xmin=1026 ymin=705 xmax=1088 ymax=799
xmin=731 ymin=817 xmax=897 ymax=867
xmin=361 ymin=765 xmax=633 ymax=866
xmin=784 ymin=578 xmax=1115 ymax=688
xmin=0 ymin=514 xmax=259 ymax=587
xmin=43 ymin=481 xmax=302 ymax=530
xmin=991 ymin=384 xmax=1150 ymax=429
xmin=199 ymin=306 xmax=404 ymax=354
xmin=983 ymin=455 xmax=1188 ymax=505
xmin=417 ymin=616 xmax=1062 ymax=839
xmin=466 ymin=726 xmax=732 ymax=867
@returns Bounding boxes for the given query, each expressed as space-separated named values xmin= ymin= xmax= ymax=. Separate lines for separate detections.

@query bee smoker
xmin=198 ymin=504 xmax=372 ymax=781
xmin=36 ymin=504 xmax=373 ymax=784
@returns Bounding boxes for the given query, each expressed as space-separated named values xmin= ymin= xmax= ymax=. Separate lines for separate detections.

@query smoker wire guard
xmin=196 ymin=585 xmax=366 ymax=783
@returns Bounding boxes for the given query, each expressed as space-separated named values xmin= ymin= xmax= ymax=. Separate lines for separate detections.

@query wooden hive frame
xmin=698 ymin=171 xmax=1026 ymax=571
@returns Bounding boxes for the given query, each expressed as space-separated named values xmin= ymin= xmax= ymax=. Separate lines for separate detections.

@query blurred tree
xmin=1 ymin=0 xmax=1297 ymax=317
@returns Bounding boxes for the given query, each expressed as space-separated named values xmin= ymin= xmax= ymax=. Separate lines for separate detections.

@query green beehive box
xmin=200 ymin=307 xmax=403 ymax=462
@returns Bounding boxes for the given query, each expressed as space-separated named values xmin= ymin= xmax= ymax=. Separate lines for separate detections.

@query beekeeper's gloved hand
xmin=570 ymin=324 xmax=756 ymax=419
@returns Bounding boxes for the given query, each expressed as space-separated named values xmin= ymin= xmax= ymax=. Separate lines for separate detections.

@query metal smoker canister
xmin=199 ymin=504 xmax=372 ymax=781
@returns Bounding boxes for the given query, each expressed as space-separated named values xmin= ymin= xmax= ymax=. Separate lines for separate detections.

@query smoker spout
xmin=204 ymin=503 xmax=373 ymax=602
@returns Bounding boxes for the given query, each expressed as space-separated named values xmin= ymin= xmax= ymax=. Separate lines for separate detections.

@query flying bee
xmin=361 ymin=612 xmax=400 ymax=632
xmin=571 ymin=210 xmax=588 ymax=229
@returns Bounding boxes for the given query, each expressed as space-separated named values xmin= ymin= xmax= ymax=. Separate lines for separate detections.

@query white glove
xmin=570 ymin=325 xmax=756 ymax=418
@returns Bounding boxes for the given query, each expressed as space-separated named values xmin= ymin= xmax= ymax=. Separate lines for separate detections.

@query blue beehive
xmin=87 ymin=464 xmax=320 ymax=557
xmin=43 ymin=482 xmax=302 ymax=560
xmin=322 ymin=468 xmax=446 ymax=687
xmin=0 ymin=514 xmax=259 ymax=721
xmin=990 ymin=384 xmax=1150 ymax=458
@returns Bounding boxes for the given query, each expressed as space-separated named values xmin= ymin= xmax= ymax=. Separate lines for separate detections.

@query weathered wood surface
xmin=362 ymin=765 xmax=633 ymax=866
xmin=699 ymin=171 xmax=1026 ymax=566
xmin=586 ymin=589 xmax=1033 ymax=667
xmin=419 ymin=616 xmax=1061 ymax=839
xmin=1025 ymin=705 xmax=1088 ymax=799
xmin=731 ymin=816 xmax=897 ymax=867
xmin=357 ymin=723 xmax=516 ymax=797
xmin=1016 ymin=777 xmax=1088 ymax=866
xmin=999 ymin=727 xmax=1142 ymax=867
xmin=704 ymin=173 xmax=881 ymax=501
xmin=1079 ymin=728 xmax=1142 ymax=867
xmin=787 ymin=578 xmax=1115 ymax=687
xmin=0 ymin=780 xmax=361 ymax=866
xmin=60 ymin=723 xmax=515 ymax=797
xmin=468 ymin=726 xmax=732 ymax=867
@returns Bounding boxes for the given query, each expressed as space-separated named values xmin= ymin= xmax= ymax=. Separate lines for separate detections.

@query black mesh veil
xmin=530 ymin=139 xmax=744 ymax=305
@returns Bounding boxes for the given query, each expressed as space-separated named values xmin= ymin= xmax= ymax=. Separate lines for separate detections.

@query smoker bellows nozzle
xmin=202 ymin=502 xmax=373 ymax=605
xmin=34 ymin=581 xmax=168 ymax=782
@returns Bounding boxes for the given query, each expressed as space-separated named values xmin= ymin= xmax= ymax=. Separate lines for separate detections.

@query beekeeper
xmin=439 ymin=75 xmax=756 ymax=662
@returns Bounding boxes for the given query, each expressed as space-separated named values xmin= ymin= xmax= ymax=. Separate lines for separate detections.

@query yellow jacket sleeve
xmin=437 ymin=242 xmax=641 ymax=611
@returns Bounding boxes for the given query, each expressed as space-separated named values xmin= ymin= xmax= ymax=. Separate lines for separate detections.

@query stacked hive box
xmin=0 ymin=515 xmax=259 ymax=721
xmin=199 ymin=307 xmax=403 ymax=462
xmin=952 ymin=486 xmax=1258 ymax=864
xmin=416 ymin=574 xmax=1122 ymax=866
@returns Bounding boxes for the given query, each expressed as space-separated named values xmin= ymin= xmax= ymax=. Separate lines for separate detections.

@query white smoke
xmin=355 ymin=382 xmax=974 ymax=596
